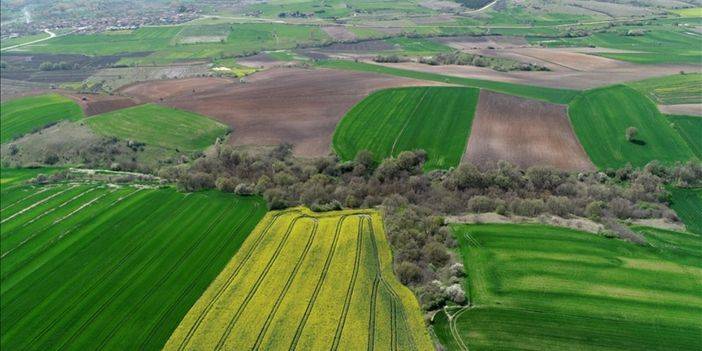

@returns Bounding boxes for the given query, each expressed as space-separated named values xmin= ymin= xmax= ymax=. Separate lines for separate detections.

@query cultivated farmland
xmin=0 ymin=94 xmax=84 ymax=143
xmin=627 ymin=73 xmax=702 ymax=105
xmin=86 ymin=103 xmax=230 ymax=151
xmin=669 ymin=187 xmax=702 ymax=234
xmin=463 ymin=90 xmax=594 ymax=171
xmin=568 ymin=85 xmax=696 ymax=168
xmin=164 ymin=207 xmax=433 ymax=351
xmin=435 ymin=223 xmax=702 ymax=351
xmin=0 ymin=183 xmax=266 ymax=350
xmin=119 ymin=68 xmax=441 ymax=156
xmin=334 ymin=87 xmax=479 ymax=170
xmin=668 ymin=115 xmax=702 ymax=158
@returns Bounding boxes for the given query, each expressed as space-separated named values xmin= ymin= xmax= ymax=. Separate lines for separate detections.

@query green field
xmin=164 ymin=208 xmax=433 ymax=351
xmin=86 ymin=103 xmax=229 ymax=151
xmin=568 ymin=85 xmax=696 ymax=168
xmin=670 ymin=188 xmax=702 ymax=234
xmin=0 ymin=32 xmax=51 ymax=49
xmin=668 ymin=115 xmax=702 ymax=158
xmin=333 ymin=87 xmax=479 ymax=170
xmin=0 ymin=168 xmax=61 ymax=187
xmin=0 ymin=183 xmax=266 ymax=350
xmin=434 ymin=223 xmax=702 ymax=351
xmin=0 ymin=94 xmax=84 ymax=143
xmin=317 ymin=60 xmax=578 ymax=104
xmin=672 ymin=7 xmax=702 ymax=18
xmin=627 ymin=74 xmax=702 ymax=105
xmin=535 ymin=27 xmax=702 ymax=64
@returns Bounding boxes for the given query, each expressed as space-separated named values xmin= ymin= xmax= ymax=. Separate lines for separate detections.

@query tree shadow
xmin=630 ymin=139 xmax=646 ymax=146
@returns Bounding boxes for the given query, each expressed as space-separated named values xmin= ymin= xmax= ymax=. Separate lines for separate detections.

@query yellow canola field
xmin=164 ymin=207 xmax=433 ymax=351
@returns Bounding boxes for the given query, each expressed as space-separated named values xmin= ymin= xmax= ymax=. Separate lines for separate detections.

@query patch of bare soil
xmin=236 ymin=53 xmax=284 ymax=69
xmin=376 ymin=60 xmax=701 ymax=90
xmin=445 ymin=212 xmax=605 ymax=234
xmin=321 ymin=26 xmax=357 ymax=41
xmin=119 ymin=67 xmax=444 ymax=156
xmin=117 ymin=77 xmax=235 ymax=103
xmin=0 ymin=79 xmax=51 ymax=102
xmin=316 ymin=40 xmax=394 ymax=53
xmin=64 ymin=93 xmax=138 ymax=116
xmin=436 ymin=35 xmax=528 ymax=50
xmin=463 ymin=90 xmax=595 ymax=172
xmin=658 ymin=104 xmax=702 ymax=117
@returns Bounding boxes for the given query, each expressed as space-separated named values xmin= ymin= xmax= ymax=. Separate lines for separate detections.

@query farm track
xmin=214 ymin=215 xmax=315 ymax=350
xmin=94 ymin=201 xmax=241 ymax=350
xmin=252 ymin=219 xmax=320 ymax=350
xmin=0 ymin=185 xmax=78 ymax=224
xmin=23 ymin=193 xmax=193 ymax=350
xmin=53 ymin=198 xmax=214 ymax=351
xmin=330 ymin=218 xmax=364 ymax=351
xmin=135 ymin=201 xmax=262 ymax=350
xmin=175 ymin=210 xmax=290 ymax=351
xmin=0 ymin=187 xmax=50 ymax=213
xmin=289 ymin=215 xmax=349 ymax=351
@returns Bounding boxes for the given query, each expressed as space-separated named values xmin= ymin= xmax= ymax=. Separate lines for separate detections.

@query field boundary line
xmin=330 ymin=216 xmax=364 ymax=351
xmin=252 ymin=218 xmax=320 ymax=350
xmin=214 ymin=215 xmax=314 ymax=350
xmin=22 ymin=187 xmax=97 ymax=227
xmin=175 ymin=210 xmax=291 ymax=351
xmin=1 ymin=185 xmax=78 ymax=224
xmin=289 ymin=215 xmax=349 ymax=351
xmin=95 ymin=201 xmax=240 ymax=350
xmin=137 ymin=201 xmax=262 ymax=350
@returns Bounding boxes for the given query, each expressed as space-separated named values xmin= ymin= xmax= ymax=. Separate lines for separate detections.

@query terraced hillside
xmin=568 ymin=85 xmax=696 ymax=168
xmin=86 ymin=103 xmax=230 ymax=151
xmin=435 ymin=224 xmax=702 ymax=351
xmin=165 ymin=208 xmax=433 ymax=351
xmin=0 ymin=183 xmax=266 ymax=350
xmin=0 ymin=94 xmax=84 ymax=143
xmin=334 ymin=87 xmax=479 ymax=170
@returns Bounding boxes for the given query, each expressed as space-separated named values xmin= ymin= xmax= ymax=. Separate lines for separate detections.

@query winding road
xmin=1 ymin=29 xmax=55 ymax=52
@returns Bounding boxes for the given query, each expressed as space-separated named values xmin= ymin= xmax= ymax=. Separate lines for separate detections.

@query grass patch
xmin=334 ymin=87 xmax=478 ymax=170
xmin=672 ymin=7 xmax=702 ymax=18
xmin=163 ymin=207 xmax=433 ymax=350
xmin=0 ymin=94 xmax=84 ymax=144
xmin=434 ymin=223 xmax=702 ymax=351
xmin=627 ymin=73 xmax=702 ymax=105
xmin=568 ymin=85 xmax=696 ymax=169
xmin=667 ymin=115 xmax=702 ymax=158
xmin=86 ymin=104 xmax=229 ymax=151
xmin=0 ymin=184 xmax=266 ymax=350
xmin=669 ymin=188 xmax=702 ymax=234
xmin=316 ymin=59 xmax=578 ymax=104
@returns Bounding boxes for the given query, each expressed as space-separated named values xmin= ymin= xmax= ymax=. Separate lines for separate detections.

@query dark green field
xmin=568 ymin=85 xmax=696 ymax=169
xmin=669 ymin=187 xmax=702 ymax=234
xmin=0 ymin=183 xmax=266 ymax=350
xmin=317 ymin=60 xmax=578 ymax=104
xmin=668 ymin=115 xmax=702 ymax=158
xmin=86 ymin=103 xmax=230 ymax=151
xmin=333 ymin=87 xmax=478 ymax=170
xmin=0 ymin=94 xmax=84 ymax=143
xmin=434 ymin=223 xmax=702 ymax=351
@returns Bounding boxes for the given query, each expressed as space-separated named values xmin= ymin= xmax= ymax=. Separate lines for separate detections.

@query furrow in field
xmin=0 ymin=187 xmax=50 ymax=213
xmin=0 ymin=185 xmax=78 ymax=224
xmin=173 ymin=210 xmax=289 ymax=351
xmin=135 ymin=201 xmax=262 ymax=351
xmin=214 ymin=215 xmax=314 ymax=350
xmin=289 ymin=215 xmax=349 ymax=351
xmin=252 ymin=219 xmax=320 ymax=350
xmin=93 ymin=202 xmax=236 ymax=350
xmin=19 ymin=192 xmax=191 ymax=349
xmin=330 ymin=218 xmax=365 ymax=351
xmin=52 ymin=197 xmax=217 ymax=351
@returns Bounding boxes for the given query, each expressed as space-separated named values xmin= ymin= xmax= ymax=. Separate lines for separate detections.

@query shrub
xmin=396 ymin=261 xmax=423 ymax=285
xmin=626 ymin=127 xmax=638 ymax=142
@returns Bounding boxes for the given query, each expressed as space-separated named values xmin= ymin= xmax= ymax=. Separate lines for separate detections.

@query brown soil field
xmin=658 ymin=104 xmax=702 ymax=116
xmin=65 ymin=93 xmax=138 ymax=116
xmin=117 ymin=77 xmax=234 ymax=103
xmin=321 ymin=26 xmax=357 ymax=41
xmin=118 ymin=67 xmax=443 ymax=156
xmin=0 ymin=79 xmax=51 ymax=102
xmin=463 ymin=90 xmax=595 ymax=172
xmin=436 ymin=35 xmax=528 ymax=50
xmin=376 ymin=61 xmax=701 ymax=90
xmin=236 ymin=53 xmax=284 ymax=69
